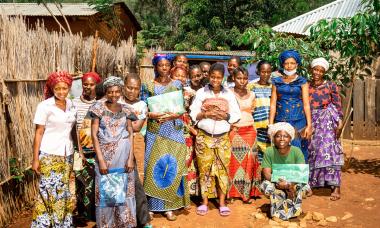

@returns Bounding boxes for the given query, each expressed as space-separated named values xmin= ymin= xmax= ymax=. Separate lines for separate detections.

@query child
xmin=121 ymin=74 xmax=152 ymax=228
xmin=228 ymin=66 xmax=260 ymax=203
xmin=190 ymin=63 xmax=241 ymax=217
xmin=189 ymin=65 xmax=203 ymax=91
xmin=173 ymin=54 xmax=189 ymax=70
xmin=199 ymin=61 xmax=211 ymax=86
xmin=248 ymin=60 xmax=272 ymax=162
xmin=224 ymin=56 xmax=242 ymax=88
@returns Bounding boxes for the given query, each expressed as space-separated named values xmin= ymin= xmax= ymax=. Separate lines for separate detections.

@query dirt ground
xmin=7 ymin=136 xmax=380 ymax=228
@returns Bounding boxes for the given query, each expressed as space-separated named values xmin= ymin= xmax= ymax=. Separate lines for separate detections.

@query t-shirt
xmin=261 ymin=146 xmax=305 ymax=169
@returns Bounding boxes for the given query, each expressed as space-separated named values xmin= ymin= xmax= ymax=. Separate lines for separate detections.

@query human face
xmin=124 ymin=78 xmax=141 ymax=102
xmin=201 ymin=64 xmax=210 ymax=79
xmin=156 ymin=59 xmax=171 ymax=77
xmin=233 ymin=72 xmax=248 ymax=90
xmin=171 ymin=68 xmax=188 ymax=85
xmin=189 ymin=68 xmax=202 ymax=87
xmin=311 ymin=65 xmax=326 ymax=83
xmin=258 ymin=63 xmax=272 ymax=83
xmin=273 ymin=130 xmax=292 ymax=149
xmin=209 ymin=70 xmax=223 ymax=90
xmin=283 ymin=58 xmax=298 ymax=71
xmin=173 ymin=55 xmax=188 ymax=69
xmin=82 ymin=77 xmax=96 ymax=97
xmin=53 ymin=82 xmax=70 ymax=101
xmin=105 ymin=85 xmax=121 ymax=103
xmin=227 ymin=59 xmax=239 ymax=75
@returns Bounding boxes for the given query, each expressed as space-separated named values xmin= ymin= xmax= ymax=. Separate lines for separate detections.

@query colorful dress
xmin=272 ymin=76 xmax=309 ymax=161
xmin=260 ymin=146 xmax=310 ymax=221
xmin=31 ymin=97 xmax=76 ymax=228
xmin=308 ymin=81 xmax=344 ymax=187
xmin=72 ymin=96 xmax=96 ymax=221
xmin=88 ymin=101 xmax=137 ymax=227
xmin=141 ymin=80 xmax=190 ymax=211
xmin=228 ymin=91 xmax=260 ymax=201
xmin=248 ymin=82 xmax=272 ymax=162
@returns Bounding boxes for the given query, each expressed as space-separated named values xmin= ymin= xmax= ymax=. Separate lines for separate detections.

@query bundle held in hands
xmin=147 ymin=90 xmax=185 ymax=114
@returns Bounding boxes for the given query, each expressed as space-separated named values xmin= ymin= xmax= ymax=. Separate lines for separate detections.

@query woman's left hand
xmin=158 ymin=112 xmax=181 ymax=123
xmin=125 ymin=158 xmax=134 ymax=173
xmin=302 ymin=125 xmax=313 ymax=140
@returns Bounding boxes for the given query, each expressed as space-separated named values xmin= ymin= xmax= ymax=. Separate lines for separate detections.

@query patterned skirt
xmin=195 ymin=130 xmax=231 ymax=199
xmin=309 ymin=104 xmax=344 ymax=187
xmin=31 ymin=152 xmax=74 ymax=228
xmin=74 ymin=153 xmax=96 ymax=221
xmin=185 ymin=134 xmax=200 ymax=196
xmin=260 ymin=180 xmax=310 ymax=221
xmin=228 ymin=126 xmax=261 ymax=201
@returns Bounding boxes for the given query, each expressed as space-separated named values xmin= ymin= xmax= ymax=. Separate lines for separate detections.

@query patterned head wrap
xmin=82 ymin=72 xmax=101 ymax=84
xmin=103 ymin=76 xmax=124 ymax=90
xmin=44 ymin=71 xmax=73 ymax=99
xmin=152 ymin=54 xmax=174 ymax=77
xmin=268 ymin=122 xmax=296 ymax=142
xmin=311 ymin=57 xmax=329 ymax=71
xmin=279 ymin=49 xmax=302 ymax=66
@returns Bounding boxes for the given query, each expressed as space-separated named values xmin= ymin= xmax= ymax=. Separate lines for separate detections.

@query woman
xmin=72 ymin=71 xmax=102 ymax=221
xmin=269 ymin=50 xmax=312 ymax=161
xmin=189 ymin=65 xmax=203 ymax=91
xmin=224 ymin=56 xmax=242 ymax=88
xmin=261 ymin=122 xmax=309 ymax=221
xmin=308 ymin=57 xmax=344 ymax=201
xmin=141 ymin=54 xmax=190 ymax=221
xmin=228 ymin=66 xmax=260 ymax=203
xmin=248 ymin=60 xmax=272 ymax=162
xmin=90 ymin=76 xmax=137 ymax=227
xmin=190 ymin=63 xmax=241 ymax=217
xmin=31 ymin=71 xmax=76 ymax=227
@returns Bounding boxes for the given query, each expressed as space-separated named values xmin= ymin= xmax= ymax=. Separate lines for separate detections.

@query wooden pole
xmin=91 ymin=31 xmax=99 ymax=72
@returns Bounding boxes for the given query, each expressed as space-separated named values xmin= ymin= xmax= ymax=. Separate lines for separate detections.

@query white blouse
xmin=33 ymin=97 xmax=76 ymax=156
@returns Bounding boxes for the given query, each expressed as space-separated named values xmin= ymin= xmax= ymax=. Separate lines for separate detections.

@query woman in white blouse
xmin=31 ymin=71 xmax=76 ymax=228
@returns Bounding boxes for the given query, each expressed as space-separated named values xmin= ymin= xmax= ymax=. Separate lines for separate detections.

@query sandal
xmin=149 ymin=212 xmax=154 ymax=220
xmin=165 ymin=211 xmax=177 ymax=221
xmin=196 ymin=205 xmax=208 ymax=216
xmin=219 ymin=206 xmax=231 ymax=217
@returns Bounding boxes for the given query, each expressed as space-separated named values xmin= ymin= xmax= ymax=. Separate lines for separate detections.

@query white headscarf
xmin=268 ymin=122 xmax=296 ymax=142
xmin=311 ymin=57 xmax=329 ymax=71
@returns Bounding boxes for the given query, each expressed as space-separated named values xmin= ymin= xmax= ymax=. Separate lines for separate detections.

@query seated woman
xmin=260 ymin=122 xmax=310 ymax=221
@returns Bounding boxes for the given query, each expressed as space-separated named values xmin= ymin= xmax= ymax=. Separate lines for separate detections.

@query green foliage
xmin=9 ymin=158 xmax=25 ymax=182
xmin=239 ymin=26 xmax=327 ymax=79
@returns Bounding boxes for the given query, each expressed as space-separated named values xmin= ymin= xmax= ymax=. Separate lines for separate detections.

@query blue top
xmin=272 ymin=75 xmax=307 ymax=122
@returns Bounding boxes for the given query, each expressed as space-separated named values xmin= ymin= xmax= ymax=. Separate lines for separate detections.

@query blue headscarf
xmin=279 ymin=49 xmax=302 ymax=66
xmin=152 ymin=54 xmax=174 ymax=77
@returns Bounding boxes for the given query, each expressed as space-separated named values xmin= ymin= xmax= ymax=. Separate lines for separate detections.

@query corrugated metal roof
xmin=272 ymin=0 xmax=365 ymax=35
xmin=0 ymin=3 xmax=97 ymax=16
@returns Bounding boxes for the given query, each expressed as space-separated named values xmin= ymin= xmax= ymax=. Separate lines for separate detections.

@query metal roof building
xmin=0 ymin=3 xmax=97 ymax=16
xmin=272 ymin=0 xmax=365 ymax=35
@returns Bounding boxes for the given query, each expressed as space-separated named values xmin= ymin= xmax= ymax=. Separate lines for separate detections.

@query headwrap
xmin=44 ymin=71 xmax=73 ymax=99
xmin=268 ymin=122 xmax=296 ymax=142
xmin=311 ymin=57 xmax=329 ymax=71
xmin=103 ymin=76 xmax=124 ymax=90
xmin=82 ymin=72 xmax=101 ymax=84
xmin=279 ymin=49 xmax=302 ymax=66
xmin=152 ymin=53 xmax=174 ymax=66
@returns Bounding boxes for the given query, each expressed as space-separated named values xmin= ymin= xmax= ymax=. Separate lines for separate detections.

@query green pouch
xmin=271 ymin=164 xmax=309 ymax=184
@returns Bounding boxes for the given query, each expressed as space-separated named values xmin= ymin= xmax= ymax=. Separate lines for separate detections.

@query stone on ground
xmin=341 ymin=212 xmax=353 ymax=220
xmin=317 ymin=220 xmax=328 ymax=226
xmin=312 ymin=212 xmax=325 ymax=221
xmin=326 ymin=216 xmax=338 ymax=222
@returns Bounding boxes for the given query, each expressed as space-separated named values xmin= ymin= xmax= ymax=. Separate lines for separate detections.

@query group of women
xmin=31 ymin=49 xmax=344 ymax=227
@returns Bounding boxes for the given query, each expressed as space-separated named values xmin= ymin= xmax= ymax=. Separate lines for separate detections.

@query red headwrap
xmin=82 ymin=72 xmax=101 ymax=84
xmin=44 ymin=71 xmax=73 ymax=99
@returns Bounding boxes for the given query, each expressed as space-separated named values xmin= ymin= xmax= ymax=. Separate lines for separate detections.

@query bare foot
xmin=330 ymin=187 xmax=341 ymax=201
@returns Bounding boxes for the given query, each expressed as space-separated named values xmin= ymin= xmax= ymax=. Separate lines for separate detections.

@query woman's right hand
xmin=32 ymin=159 xmax=40 ymax=175
xmin=98 ymin=159 xmax=108 ymax=175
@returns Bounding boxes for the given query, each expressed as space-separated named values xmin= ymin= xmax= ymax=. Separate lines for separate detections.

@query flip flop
xmin=330 ymin=192 xmax=341 ymax=201
xmin=196 ymin=205 xmax=208 ymax=216
xmin=219 ymin=206 xmax=231 ymax=217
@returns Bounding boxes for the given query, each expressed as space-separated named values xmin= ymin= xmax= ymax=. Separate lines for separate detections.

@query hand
xmin=79 ymin=151 xmax=87 ymax=165
xmin=336 ymin=120 xmax=343 ymax=139
xmin=98 ymin=159 xmax=108 ymax=175
xmin=205 ymin=110 xmax=227 ymax=121
xmin=276 ymin=179 xmax=289 ymax=190
xmin=125 ymin=158 xmax=134 ymax=173
xmin=32 ymin=159 xmax=40 ymax=175
xmin=148 ymin=112 xmax=165 ymax=120
xmin=158 ymin=112 xmax=180 ymax=123
xmin=286 ymin=183 xmax=296 ymax=199
xmin=301 ymin=125 xmax=313 ymax=139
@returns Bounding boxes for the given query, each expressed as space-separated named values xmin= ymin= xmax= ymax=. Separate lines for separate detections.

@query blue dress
xmin=272 ymin=76 xmax=309 ymax=161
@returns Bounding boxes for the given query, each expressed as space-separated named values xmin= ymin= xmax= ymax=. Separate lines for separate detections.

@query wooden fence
xmin=342 ymin=78 xmax=380 ymax=140
xmin=0 ymin=15 xmax=137 ymax=226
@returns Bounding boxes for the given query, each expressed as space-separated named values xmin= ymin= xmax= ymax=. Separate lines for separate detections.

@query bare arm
xmin=132 ymin=119 xmax=145 ymax=132
xmin=301 ymin=83 xmax=312 ymax=139
xmin=32 ymin=125 xmax=45 ymax=174
xmin=263 ymin=168 xmax=272 ymax=181
xmin=269 ymin=85 xmax=277 ymax=125
xmin=126 ymin=119 xmax=134 ymax=172
xmin=91 ymin=118 xmax=108 ymax=174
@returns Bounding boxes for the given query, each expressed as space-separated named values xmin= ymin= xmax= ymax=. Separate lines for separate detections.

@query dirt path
xmin=7 ymin=137 xmax=380 ymax=228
